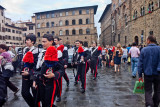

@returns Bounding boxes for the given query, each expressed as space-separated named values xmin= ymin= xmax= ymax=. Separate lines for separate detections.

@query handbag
xmin=1 ymin=58 xmax=7 ymax=66
xmin=111 ymin=60 xmax=114 ymax=66
xmin=133 ymin=79 xmax=145 ymax=94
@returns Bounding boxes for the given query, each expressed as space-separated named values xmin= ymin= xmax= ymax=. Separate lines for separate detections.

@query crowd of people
xmin=0 ymin=34 xmax=159 ymax=107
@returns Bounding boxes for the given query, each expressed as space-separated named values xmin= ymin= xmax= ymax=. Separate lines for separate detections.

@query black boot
xmin=93 ymin=77 xmax=96 ymax=80
xmin=67 ymin=81 xmax=69 ymax=87
xmin=74 ymin=81 xmax=78 ymax=86
xmin=81 ymin=88 xmax=85 ymax=93
xmin=56 ymin=97 xmax=61 ymax=102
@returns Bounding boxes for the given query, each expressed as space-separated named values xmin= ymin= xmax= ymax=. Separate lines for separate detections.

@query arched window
xmin=59 ymin=30 xmax=63 ymax=35
xmin=86 ymin=18 xmax=90 ymax=24
xmin=46 ymin=22 xmax=50 ymax=28
xmin=65 ymin=20 xmax=69 ymax=26
xmin=133 ymin=10 xmax=138 ymax=19
xmin=37 ymin=23 xmax=40 ymax=28
xmin=148 ymin=2 xmax=154 ymax=13
xmin=66 ymin=30 xmax=69 ymax=35
xmin=72 ymin=19 xmax=76 ymax=25
xmin=52 ymin=31 xmax=55 ymax=36
xmin=79 ymin=29 xmax=83 ymax=35
xmin=59 ymin=20 xmax=63 ymax=26
xmin=72 ymin=29 xmax=76 ymax=35
xmin=37 ymin=32 xmax=40 ymax=37
xmin=86 ymin=28 xmax=90 ymax=34
xmin=79 ymin=19 xmax=82 ymax=24
xmin=51 ymin=22 xmax=54 ymax=27
xmin=125 ymin=14 xmax=127 ymax=26
xmin=140 ymin=6 xmax=145 ymax=16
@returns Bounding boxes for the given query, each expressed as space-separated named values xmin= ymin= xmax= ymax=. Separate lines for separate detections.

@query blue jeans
xmin=131 ymin=57 xmax=139 ymax=76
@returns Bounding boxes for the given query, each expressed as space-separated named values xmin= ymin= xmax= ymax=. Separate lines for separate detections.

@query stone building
xmin=34 ymin=5 xmax=98 ymax=46
xmin=0 ymin=5 xmax=25 ymax=46
xmin=100 ymin=0 xmax=160 ymax=46
xmin=15 ymin=16 xmax=36 ymax=37
xmin=99 ymin=4 xmax=112 ymax=46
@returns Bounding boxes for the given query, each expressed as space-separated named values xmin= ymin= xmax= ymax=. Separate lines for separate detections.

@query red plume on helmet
xmin=44 ymin=46 xmax=58 ymax=61
xmin=111 ymin=46 xmax=115 ymax=52
xmin=98 ymin=46 xmax=102 ymax=51
xmin=22 ymin=51 xmax=34 ymax=63
xmin=78 ymin=46 xmax=84 ymax=53
xmin=57 ymin=45 xmax=64 ymax=52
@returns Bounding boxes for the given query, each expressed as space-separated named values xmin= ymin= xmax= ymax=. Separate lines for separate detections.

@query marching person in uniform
xmin=90 ymin=41 xmax=102 ymax=80
xmin=54 ymin=37 xmax=67 ymax=102
xmin=40 ymin=46 xmax=64 ymax=107
xmin=76 ymin=41 xmax=91 ymax=93
xmin=21 ymin=34 xmax=39 ymax=107
xmin=33 ymin=34 xmax=53 ymax=107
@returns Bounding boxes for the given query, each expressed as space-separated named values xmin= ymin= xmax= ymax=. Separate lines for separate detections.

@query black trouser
xmin=77 ymin=63 xmax=87 ymax=89
xmin=45 ymin=80 xmax=58 ymax=107
xmin=90 ymin=59 xmax=98 ymax=78
xmin=144 ymin=75 xmax=160 ymax=107
xmin=63 ymin=69 xmax=69 ymax=83
xmin=57 ymin=77 xmax=62 ymax=98
xmin=12 ymin=61 xmax=18 ymax=73
xmin=4 ymin=77 xmax=18 ymax=94
xmin=21 ymin=78 xmax=38 ymax=107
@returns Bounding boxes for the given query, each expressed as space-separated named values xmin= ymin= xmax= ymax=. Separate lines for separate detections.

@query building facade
xmin=99 ymin=4 xmax=112 ymax=46
xmin=0 ymin=5 xmax=25 ymax=46
xmin=34 ymin=5 xmax=98 ymax=46
xmin=100 ymin=0 xmax=160 ymax=46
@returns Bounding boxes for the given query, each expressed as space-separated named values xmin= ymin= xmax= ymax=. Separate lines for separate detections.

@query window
xmin=13 ymin=36 xmax=15 ymax=40
xmin=72 ymin=11 xmax=75 ymax=15
xmin=148 ymin=2 xmax=154 ymax=13
xmin=52 ymin=31 xmax=55 ymax=36
xmin=86 ymin=28 xmax=90 ymax=34
xmin=79 ymin=19 xmax=82 ymax=24
xmin=86 ymin=18 xmax=90 ymax=24
xmin=60 ymin=13 xmax=62 ymax=17
xmin=112 ymin=19 xmax=115 ymax=32
xmin=59 ymin=21 xmax=63 ymax=26
xmin=72 ymin=29 xmax=76 ymax=35
xmin=37 ymin=14 xmax=40 ymax=19
xmin=118 ymin=34 xmax=120 ymax=42
xmin=149 ymin=31 xmax=153 ymax=35
xmin=47 ymin=31 xmax=49 ymax=34
xmin=0 ymin=24 xmax=1 ymax=32
xmin=66 ymin=30 xmax=69 ymax=35
xmin=51 ymin=22 xmax=54 ymax=27
xmin=1 ymin=11 xmax=3 ymax=16
xmin=37 ymin=32 xmax=40 ymax=37
xmin=46 ymin=13 xmax=50 ymax=18
xmin=29 ymin=26 xmax=33 ymax=30
xmin=37 ymin=23 xmax=40 ymax=28
xmin=140 ymin=7 xmax=145 ymax=16
xmin=79 ymin=29 xmax=83 ymax=35
xmin=65 ymin=20 xmax=69 ymax=26
xmin=86 ymin=9 xmax=89 ymax=14
xmin=133 ymin=10 xmax=138 ymax=19
xmin=72 ymin=20 xmax=76 ymax=25
xmin=12 ymin=30 xmax=15 ymax=33
xmin=113 ymin=4 xmax=116 ymax=10
xmin=159 ymin=0 xmax=160 ymax=8
xmin=79 ymin=10 xmax=82 ymax=14
xmin=113 ymin=36 xmax=116 ymax=42
xmin=66 ymin=12 xmax=68 ymax=16
xmin=51 ymin=13 xmax=55 ymax=18
xmin=46 ymin=22 xmax=50 ymax=28
xmin=8 ymin=29 xmax=11 ymax=32
xmin=125 ymin=14 xmax=128 ymax=26
xmin=59 ymin=30 xmax=63 ymax=35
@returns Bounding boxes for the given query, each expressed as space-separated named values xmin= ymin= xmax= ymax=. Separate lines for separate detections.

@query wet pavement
xmin=3 ymin=64 xmax=146 ymax=107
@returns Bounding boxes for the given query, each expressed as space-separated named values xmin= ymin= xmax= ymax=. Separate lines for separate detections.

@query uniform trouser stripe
xmin=50 ymin=80 xmax=56 ymax=107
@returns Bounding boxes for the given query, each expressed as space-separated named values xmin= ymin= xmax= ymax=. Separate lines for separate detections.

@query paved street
xmin=3 ymin=64 xmax=146 ymax=107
